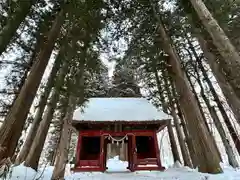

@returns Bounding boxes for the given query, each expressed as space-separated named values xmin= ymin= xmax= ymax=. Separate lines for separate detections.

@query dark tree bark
xmin=192 ymin=67 xmax=239 ymax=168
xmin=189 ymin=0 xmax=240 ymax=100
xmin=186 ymin=35 xmax=240 ymax=156
xmin=15 ymin=51 xmax=62 ymax=165
xmin=162 ymin=69 xmax=192 ymax=167
xmin=153 ymin=66 xmax=181 ymax=163
xmin=171 ymin=80 xmax=198 ymax=167
xmin=185 ymin=71 xmax=222 ymax=162
xmin=24 ymin=60 xmax=69 ymax=170
xmin=0 ymin=8 xmax=66 ymax=161
xmin=150 ymin=1 xmax=222 ymax=172
xmin=49 ymin=103 xmax=68 ymax=166
xmin=167 ymin=123 xmax=181 ymax=163
xmin=51 ymin=96 xmax=77 ymax=180
xmin=0 ymin=1 xmax=36 ymax=55
xmin=195 ymin=34 xmax=240 ymax=126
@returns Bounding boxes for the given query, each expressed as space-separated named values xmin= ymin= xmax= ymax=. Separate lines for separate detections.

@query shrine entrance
xmin=71 ymin=98 xmax=171 ymax=172
xmin=73 ymin=130 xmax=165 ymax=172
xmin=104 ymin=135 xmax=129 ymax=172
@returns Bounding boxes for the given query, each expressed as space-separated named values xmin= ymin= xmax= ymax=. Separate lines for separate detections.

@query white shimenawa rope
xmin=103 ymin=133 xmax=135 ymax=142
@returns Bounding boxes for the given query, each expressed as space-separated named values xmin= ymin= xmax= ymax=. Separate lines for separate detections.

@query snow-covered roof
xmin=73 ymin=97 xmax=171 ymax=122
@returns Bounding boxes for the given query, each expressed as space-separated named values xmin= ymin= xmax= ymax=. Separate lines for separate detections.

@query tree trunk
xmin=189 ymin=0 xmax=240 ymax=100
xmin=0 ymin=8 xmax=65 ymax=161
xmin=153 ymin=66 xmax=181 ymax=163
xmin=171 ymin=81 xmax=198 ymax=167
xmin=50 ymin=128 xmax=62 ymax=166
xmin=51 ymin=96 xmax=77 ymax=180
xmin=196 ymin=34 xmax=240 ymax=125
xmin=2 ymin=12 xmax=53 ymax=117
xmin=50 ymin=106 xmax=67 ymax=166
xmin=194 ymin=71 xmax=239 ymax=168
xmin=15 ymin=52 xmax=62 ymax=165
xmin=186 ymin=71 xmax=222 ymax=162
xmin=0 ymin=0 xmax=36 ymax=55
xmin=24 ymin=60 xmax=69 ymax=170
xmin=167 ymin=123 xmax=181 ymax=163
xmin=24 ymin=88 xmax=60 ymax=170
xmin=171 ymin=109 xmax=192 ymax=167
xmin=162 ymin=70 xmax=192 ymax=167
xmin=151 ymin=2 xmax=222 ymax=172
xmin=187 ymin=35 xmax=240 ymax=155
xmin=208 ymin=106 xmax=239 ymax=168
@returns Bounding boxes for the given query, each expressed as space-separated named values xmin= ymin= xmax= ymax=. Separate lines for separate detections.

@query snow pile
xmin=2 ymin=159 xmax=240 ymax=180
xmin=4 ymin=164 xmax=54 ymax=180
xmin=106 ymin=156 xmax=129 ymax=172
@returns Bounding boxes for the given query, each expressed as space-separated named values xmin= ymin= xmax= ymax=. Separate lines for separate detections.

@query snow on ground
xmin=2 ymin=157 xmax=240 ymax=180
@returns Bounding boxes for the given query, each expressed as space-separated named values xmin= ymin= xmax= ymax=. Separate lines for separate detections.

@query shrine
xmin=72 ymin=97 xmax=171 ymax=172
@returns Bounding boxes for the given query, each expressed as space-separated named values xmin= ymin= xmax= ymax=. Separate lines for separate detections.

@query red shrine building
xmin=72 ymin=97 xmax=171 ymax=172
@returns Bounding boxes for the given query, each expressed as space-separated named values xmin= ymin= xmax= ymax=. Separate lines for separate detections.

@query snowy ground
xmin=3 ymin=157 xmax=240 ymax=180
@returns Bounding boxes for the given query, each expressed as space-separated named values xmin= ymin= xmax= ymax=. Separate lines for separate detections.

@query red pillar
xmin=99 ymin=135 xmax=105 ymax=172
xmin=75 ymin=132 xmax=82 ymax=167
xmin=132 ymin=134 xmax=137 ymax=171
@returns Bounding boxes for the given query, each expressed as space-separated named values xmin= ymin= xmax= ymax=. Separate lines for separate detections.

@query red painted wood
xmin=76 ymin=134 xmax=82 ymax=166
xmin=127 ymin=135 xmax=133 ymax=171
xmin=74 ymin=129 xmax=166 ymax=172
xmin=72 ymin=167 xmax=105 ymax=172
xmin=79 ymin=160 xmax=100 ymax=166
xmin=79 ymin=130 xmax=155 ymax=137
xmin=132 ymin=134 xmax=137 ymax=171
xmin=137 ymin=158 xmax=158 ymax=165
xmin=99 ymin=135 xmax=105 ymax=171
xmin=134 ymin=166 xmax=165 ymax=171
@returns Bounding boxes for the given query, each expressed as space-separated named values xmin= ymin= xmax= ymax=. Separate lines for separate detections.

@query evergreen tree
xmin=109 ymin=63 xmax=141 ymax=97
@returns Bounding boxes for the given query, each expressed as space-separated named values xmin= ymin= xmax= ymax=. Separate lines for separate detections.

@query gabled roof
xmin=72 ymin=97 xmax=171 ymax=122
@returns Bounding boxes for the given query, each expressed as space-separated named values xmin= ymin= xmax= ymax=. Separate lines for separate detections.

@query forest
xmin=0 ymin=0 xmax=240 ymax=179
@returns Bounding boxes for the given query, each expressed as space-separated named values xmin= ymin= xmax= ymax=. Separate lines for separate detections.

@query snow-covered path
xmin=3 ymin=158 xmax=240 ymax=180
xmin=5 ymin=164 xmax=240 ymax=180
xmin=66 ymin=168 xmax=240 ymax=180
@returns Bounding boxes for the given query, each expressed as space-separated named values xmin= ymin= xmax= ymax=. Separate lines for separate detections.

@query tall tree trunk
xmin=162 ymin=69 xmax=192 ymax=167
xmin=167 ymin=123 xmax=181 ymax=163
xmin=196 ymin=34 xmax=240 ymax=125
xmin=3 ymin=12 xmax=53 ymax=117
xmin=150 ymin=2 xmax=222 ymax=173
xmin=189 ymin=0 xmax=240 ymax=100
xmin=171 ymin=81 xmax=198 ymax=167
xmin=193 ymin=69 xmax=239 ymax=168
xmin=24 ymin=88 xmax=60 ymax=170
xmin=51 ymin=95 xmax=77 ymax=180
xmin=185 ymin=71 xmax=222 ymax=162
xmin=24 ymin=60 xmax=69 ymax=170
xmin=186 ymin=35 xmax=240 ymax=155
xmin=171 ymin=109 xmax=192 ymax=167
xmin=153 ymin=66 xmax=181 ymax=163
xmin=15 ymin=52 xmax=62 ymax=165
xmin=49 ymin=104 xmax=67 ymax=166
xmin=49 ymin=125 xmax=63 ymax=166
xmin=0 ymin=8 xmax=65 ymax=161
xmin=0 ymin=0 xmax=36 ymax=55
